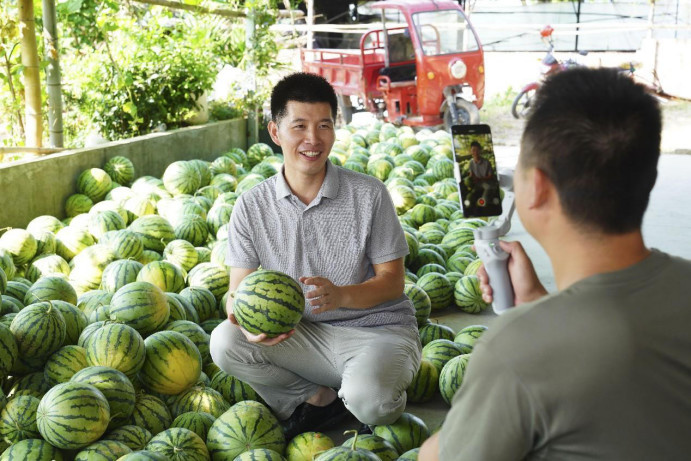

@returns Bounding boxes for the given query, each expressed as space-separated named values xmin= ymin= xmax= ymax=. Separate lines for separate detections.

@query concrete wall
xmin=0 ymin=118 xmax=247 ymax=229
xmin=640 ymin=38 xmax=691 ymax=100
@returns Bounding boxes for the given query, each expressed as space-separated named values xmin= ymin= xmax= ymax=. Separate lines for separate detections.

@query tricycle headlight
xmin=449 ymin=60 xmax=467 ymax=79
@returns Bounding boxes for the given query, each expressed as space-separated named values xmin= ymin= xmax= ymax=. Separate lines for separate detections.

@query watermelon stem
xmin=343 ymin=430 xmax=359 ymax=451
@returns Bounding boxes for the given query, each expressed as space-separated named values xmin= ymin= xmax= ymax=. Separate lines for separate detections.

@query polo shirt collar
xmin=274 ymin=161 xmax=340 ymax=201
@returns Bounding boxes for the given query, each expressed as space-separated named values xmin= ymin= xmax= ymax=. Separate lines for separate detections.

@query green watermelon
xmin=454 ymin=324 xmax=488 ymax=353
xmin=454 ymin=275 xmax=488 ymax=314
xmin=404 ymin=283 xmax=431 ymax=327
xmin=0 ymin=395 xmax=41 ymax=443
xmin=108 ymin=281 xmax=170 ymax=336
xmin=104 ymin=155 xmax=136 ymax=186
xmin=10 ymin=301 xmax=66 ymax=359
xmin=116 ymin=450 xmax=168 ymax=460
xmin=406 ymin=359 xmax=439 ymax=403
xmin=163 ymin=239 xmax=198 ymax=272
xmin=209 ymin=371 xmax=259 ymax=405
xmin=55 ymin=226 xmax=95 ymax=261
xmin=187 ymin=263 xmax=229 ymax=301
xmin=140 ymin=330 xmax=202 ymax=395
xmin=421 ymin=339 xmax=463 ymax=372
xmin=398 ymin=447 xmax=420 ymax=460
xmin=44 ymin=345 xmax=88 ymax=384
xmin=179 ymin=286 xmax=219 ymax=323
xmin=103 ymin=425 xmax=152 ymax=451
xmin=174 ymin=215 xmax=209 ymax=247
xmin=415 ymin=273 xmax=453 ymax=311
xmin=5 ymin=372 xmax=52 ymax=400
xmin=285 ymin=431 xmax=335 ymax=461
xmin=372 ymin=412 xmax=430 ymax=455
xmin=463 ymin=259 xmax=483 ymax=277
xmin=409 ymin=204 xmax=437 ymax=227
xmin=77 ymin=168 xmax=113 ymax=202
xmin=101 ymin=259 xmax=144 ymax=293
xmin=168 ymin=385 xmax=229 ymax=419
xmin=85 ymin=323 xmax=146 ymax=380
xmin=71 ymin=366 xmax=136 ymax=430
xmin=26 ymin=254 xmax=70 ymax=282
xmin=24 ymin=276 xmax=78 ymax=305
xmin=145 ymin=427 xmax=209 ymax=461
xmin=342 ymin=434 xmax=398 ymax=461
xmin=0 ymin=229 xmax=37 ymax=266
xmin=163 ymin=161 xmax=202 ymax=196
xmin=233 ymin=270 xmax=304 ymax=338
xmin=234 ymin=448 xmax=285 ymax=460
xmin=171 ymin=411 xmax=215 ymax=442
xmin=0 ymin=323 xmax=18 ymax=377
xmin=128 ymin=215 xmax=175 ymax=253
xmin=74 ymin=439 xmax=132 ymax=461
xmin=136 ymin=260 xmax=186 ymax=294
xmin=439 ymin=353 xmax=471 ymax=405
xmin=418 ymin=323 xmax=455 ymax=346
xmin=127 ymin=393 xmax=172 ymax=436
xmin=0 ymin=438 xmax=64 ymax=461
xmin=37 ymin=381 xmax=110 ymax=449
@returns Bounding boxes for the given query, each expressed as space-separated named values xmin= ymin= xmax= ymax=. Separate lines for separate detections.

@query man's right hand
xmin=228 ymin=312 xmax=295 ymax=346
xmin=476 ymin=240 xmax=548 ymax=306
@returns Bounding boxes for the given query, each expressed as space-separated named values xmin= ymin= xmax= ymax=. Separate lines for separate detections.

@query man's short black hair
xmin=470 ymin=141 xmax=482 ymax=149
xmin=521 ymin=67 xmax=661 ymax=234
xmin=270 ymin=72 xmax=338 ymax=123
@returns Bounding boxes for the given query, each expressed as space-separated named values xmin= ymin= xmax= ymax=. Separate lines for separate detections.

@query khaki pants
xmin=209 ymin=319 xmax=421 ymax=424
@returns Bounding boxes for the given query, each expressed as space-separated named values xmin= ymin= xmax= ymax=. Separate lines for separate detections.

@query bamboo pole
xmin=42 ymin=0 xmax=64 ymax=147
xmin=19 ymin=0 xmax=43 ymax=148
xmin=128 ymin=0 xmax=303 ymax=19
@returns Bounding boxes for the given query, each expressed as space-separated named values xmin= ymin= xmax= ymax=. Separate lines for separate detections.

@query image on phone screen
xmin=451 ymin=124 xmax=503 ymax=218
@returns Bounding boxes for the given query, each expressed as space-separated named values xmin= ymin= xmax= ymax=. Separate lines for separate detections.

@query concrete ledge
xmin=0 ymin=118 xmax=247 ymax=229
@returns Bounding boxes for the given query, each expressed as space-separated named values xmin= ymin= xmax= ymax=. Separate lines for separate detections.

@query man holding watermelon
xmin=210 ymin=72 xmax=421 ymax=439
xmin=420 ymin=68 xmax=691 ymax=459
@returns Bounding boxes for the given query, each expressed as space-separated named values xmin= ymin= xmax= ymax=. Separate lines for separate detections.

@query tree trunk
xmin=42 ymin=0 xmax=64 ymax=147
xmin=19 ymin=0 xmax=42 ymax=147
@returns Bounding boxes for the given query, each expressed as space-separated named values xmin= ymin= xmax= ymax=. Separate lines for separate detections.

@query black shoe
xmin=357 ymin=423 xmax=373 ymax=435
xmin=282 ymin=398 xmax=351 ymax=441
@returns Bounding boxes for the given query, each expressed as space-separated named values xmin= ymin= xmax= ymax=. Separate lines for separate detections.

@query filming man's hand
xmin=228 ymin=311 xmax=295 ymax=346
xmin=300 ymin=276 xmax=345 ymax=314
xmin=475 ymin=240 xmax=548 ymax=306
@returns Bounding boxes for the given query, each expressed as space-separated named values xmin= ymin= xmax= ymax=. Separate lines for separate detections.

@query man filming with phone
xmin=420 ymin=68 xmax=691 ymax=460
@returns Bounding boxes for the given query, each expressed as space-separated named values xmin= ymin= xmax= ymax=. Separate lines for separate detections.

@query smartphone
xmin=450 ymin=124 xmax=503 ymax=218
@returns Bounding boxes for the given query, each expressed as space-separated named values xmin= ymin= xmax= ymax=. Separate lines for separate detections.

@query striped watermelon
xmin=445 ymin=253 xmax=475 ymax=274
xmin=101 ymin=259 xmax=144 ymax=293
xmin=406 ymin=359 xmax=439 ymax=404
xmin=166 ymin=293 xmax=188 ymax=322
xmin=64 ymin=194 xmax=93 ymax=219
xmin=27 ymin=215 xmax=64 ymax=235
xmin=26 ymin=254 xmax=71 ymax=282
xmin=367 ymin=158 xmax=393 ymax=181
xmin=138 ymin=250 xmax=162 ymax=265
xmin=444 ymin=271 xmax=463 ymax=288
xmin=109 ymin=282 xmax=170 ymax=336
xmin=77 ymin=168 xmax=113 ymax=202
xmin=85 ymin=323 xmax=146 ymax=380
xmin=0 ymin=438 xmax=64 ymax=461
xmin=1 ymin=298 xmax=20 ymax=316
xmin=106 ymin=230 xmax=144 ymax=260
xmin=463 ymin=259 xmax=483 ymax=277
xmin=89 ymin=304 xmax=111 ymax=323
xmin=440 ymin=227 xmax=475 ymax=251
xmin=4 ymin=280 xmax=28 ymax=302
xmin=421 ymin=339 xmax=463 ymax=372
xmin=398 ymin=448 xmax=420 ymax=460
xmin=37 ymin=381 xmax=110 ymax=449
xmin=233 ymin=270 xmax=304 ymax=337
xmin=179 ymin=286 xmax=218 ymax=323
xmin=187 ymin=263 xmax=229 ymax=301
xmin=116 ymin=450 xmax=168 ymax=460
xmin=409 ymin=203 xmax=437 ymax=227
xmin=106 ymin=186 xmax=134 ymax=203
xmin=104 ymin=155 xmax=136 ymax=186
xmin=341 ymin=434 xmax=399 ymax=461
xmin=210 ymin=173 xmax=239 ymax=193
xmin=88 ymin=210 xmax=126 ymax=241
xmin=286 ymin=432 xmax=335 ymax=461
xmin=127 ymin=393 xmax=172 ymax=436
xmin=206 ymin=402 xmax=285 ymax=460
xmin=44 ymin=345 xmax=88 ymax=384
xmin=210 ymin=239 xmax=230 ymax=268
xmin=10 ymin=354 xmax=46 ymax=375
xmin=404 ymin=283 xmax=431 ymax=327
xmin=171 ymin=411 xmax=215 ymax=442
xmin=139 ymin=330 xmax=202 ymax=395
xmin=388 ymin=185 xmax=417 ymax=215
xmin=174 ymin=215 xmax=209 ymax=246
xmin=77 ymin=289 xmax=113 ymax=318
xmin=163 ymin=161 xmax=202 ymax=196
xmin=206 ymin=203 xmax=234 ymax=236
xmin=74 ymin=439 xmax=132 ymax=461
xmin=168 ymin=385 xmax=229 ymax=419
xmin=197 ymin=185 xmax=222 ymax=202
xmin=166 ymin=320 xmax=210 ymax=364
xmin=411 ymin=248 xmax=445 ymax=272
xmin=55 ymin=226 xmax=94 ymax=261
xmin=454 ymin=275 xmax=488 ymax=314
xmin=24 ymin=276 xmax=78 ymax=305
xmin=129 ymin=215 xmax=175 ymax=253
xmin=123 ymin=196 xmax=156 ymax=221
xmin=0 ymin=323 xmax=18 ymax=377
xmin=189 ymin=159 xmax=213 ymax=187
xmin=0 ymin=229 xmax=37 ymax=265
xmin=163 ymin=239 xmax=198 ymax=272
xmin=136 ymin=261 xmax=186 ymax=293
xmin=454 ymin=324 xmax=488 ymax=353
xmin=103 ymin=425 xmax=153 ymax=451
xmin=372 ymin=412 xmax=430 ymax=455
xmin=5 ymin=372 xmax=52 ymax=400
xmin=209 ymin=371 xmax=260 ymax=405
xmin=416 ymin=264 xmax=447 ymax=278
xmin=145 ymin=427 xmax=209 ymax=461
xmin=71 ymin=366 xmax=136 ymax=430
xmin=246 ymin=143 xmax=274 ymax=167
xmin=0 ymin=395 xmax=41 ymax=443
xmin=169 ymin=292 xmax=200 ymax=324
xmin=0 ymin=249 xmax=16 ymax=280
xmin=415 ymin=273 xmax=453 ymax=311
xmin=10 ymin=301 xmax=66 ymax=359
xmin=31 ymin=231 xmax=57 ymax=256
xmin=439 ymin=353 xmax=471 ymax=405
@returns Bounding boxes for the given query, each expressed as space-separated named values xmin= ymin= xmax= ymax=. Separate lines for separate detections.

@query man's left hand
xmin=300 ymin=276 xmax=346 ymax=314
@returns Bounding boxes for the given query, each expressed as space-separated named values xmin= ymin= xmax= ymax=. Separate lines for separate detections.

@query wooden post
xmin=42 ymin=0 xmax=64 ymax=147
xmin=19 ymin=0 xmax=43 ymax=148
xmin=306 ymin=0 xmax=314 ymax=50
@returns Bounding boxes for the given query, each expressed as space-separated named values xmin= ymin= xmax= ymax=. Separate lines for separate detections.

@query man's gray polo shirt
xmin=227 ymin=162 xmax=416 ymax=328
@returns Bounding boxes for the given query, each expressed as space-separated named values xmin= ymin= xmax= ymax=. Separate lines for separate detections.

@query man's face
xmin=470 ymin=145 xmax=480 ymax=160
xmin=269 ymin=101 xmax=335 ymax=178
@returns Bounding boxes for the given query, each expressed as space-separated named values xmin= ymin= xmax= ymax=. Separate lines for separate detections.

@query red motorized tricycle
xmin=301 ymin=0 xmax=485 ymax=129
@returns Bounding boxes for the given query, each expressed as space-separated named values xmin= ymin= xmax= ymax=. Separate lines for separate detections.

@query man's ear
xmin=268 ymin=120 xmax=281 ymax=146
xmin=529 ymin=168 xmax=555 ymax=210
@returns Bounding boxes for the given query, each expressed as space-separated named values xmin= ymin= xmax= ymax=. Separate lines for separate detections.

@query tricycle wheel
xmin=337 ymin=94 xmax=353 ymax=126
xmin=511 ymin=88 xmax=537 ymax=119
xmin=443 ymin=99 xmax=479 ymax=130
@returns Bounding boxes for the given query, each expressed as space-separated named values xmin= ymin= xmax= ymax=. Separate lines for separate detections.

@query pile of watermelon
xmin=0 ymin=120 xmax=494 ymax=460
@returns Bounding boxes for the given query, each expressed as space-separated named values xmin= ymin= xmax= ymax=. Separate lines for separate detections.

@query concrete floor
xmin=323 ymin=150 xmax=691 ymax=446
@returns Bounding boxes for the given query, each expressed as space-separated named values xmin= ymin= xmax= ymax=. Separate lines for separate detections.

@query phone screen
xmin=451 ymin=124 xmax=503 ymax=218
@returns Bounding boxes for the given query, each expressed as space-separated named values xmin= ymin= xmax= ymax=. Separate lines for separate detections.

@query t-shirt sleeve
xmin=367 ymin=183 xmax=409 ymax=265
xmin=439 ymin=342 xmax=540 ymax=460
xmin=227 ymin=196 xmax=260 ymax=269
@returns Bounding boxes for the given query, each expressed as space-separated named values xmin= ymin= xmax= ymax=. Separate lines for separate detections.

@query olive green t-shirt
xmin=439 ymin=250 xmax=691 ymax=460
